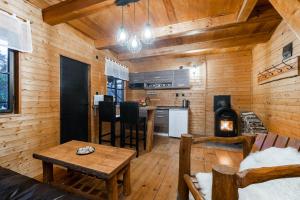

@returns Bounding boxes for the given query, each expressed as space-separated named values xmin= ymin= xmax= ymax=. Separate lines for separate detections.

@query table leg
xmin=106 ymin=175 xmax=118 ymax=200
xmin=42 ymin=161 xmax=53 ymax=184
xmin=146 ymin=110 xmax=155 ymax=152
xmin=123 ymin=163 xmax=131 ymax=196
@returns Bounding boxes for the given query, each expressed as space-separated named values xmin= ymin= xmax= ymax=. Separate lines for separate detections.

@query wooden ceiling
xmin=27 ymin=0 xmax=283 ymax=60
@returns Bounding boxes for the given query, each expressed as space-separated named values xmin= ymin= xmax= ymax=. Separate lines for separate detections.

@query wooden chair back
xmin=178 ymin=133 xmax=300 ymax=200
xmin=251 ymin=133 xmax=300 ymax=152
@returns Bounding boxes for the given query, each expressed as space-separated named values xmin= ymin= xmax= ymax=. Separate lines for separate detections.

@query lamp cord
xmin=148 ymin=0 xmax=150 ymax=24
xmin=134 ymin=2 xmax=136 ymax=26
xmin=121 ymin=6 xmax=124 ymax=26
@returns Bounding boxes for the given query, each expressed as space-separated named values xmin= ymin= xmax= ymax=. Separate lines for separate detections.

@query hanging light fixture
xmin=116 ymin=6 xmax=128 ymax=46
xmin=141 ymin=0 xmax=154 ymax=45
xmin=127 ymin=2 xmax=142 ymax=53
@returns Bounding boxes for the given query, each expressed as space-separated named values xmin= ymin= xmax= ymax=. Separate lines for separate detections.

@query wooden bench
xmin=177 ymin=133 xmax=300 ymax=200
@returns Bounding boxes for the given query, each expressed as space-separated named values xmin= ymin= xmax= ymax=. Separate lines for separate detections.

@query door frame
xmin=59 ymin=54 xmax=91 ymax=142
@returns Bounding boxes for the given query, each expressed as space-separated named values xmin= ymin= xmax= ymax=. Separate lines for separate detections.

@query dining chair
xmin=120 ymin=102 xmax=147 ymax=157
xmin=98 ymin=101 xmax=119 ymax=146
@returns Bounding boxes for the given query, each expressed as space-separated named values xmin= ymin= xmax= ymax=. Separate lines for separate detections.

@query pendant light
xmin=116 ymin=6 xmax=128 ymax=46
xmin=127 ymin=2 xmax=142 ymax=54
xmin=141 ymin=0 xmax=154 ymax=45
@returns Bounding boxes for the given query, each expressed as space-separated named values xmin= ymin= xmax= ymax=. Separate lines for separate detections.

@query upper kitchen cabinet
xmin=129 ymin=72 xmax=145 ymax=83
xmin=144 ymin=70 xmax=174 ymax=83
xmin=173 ymin=69 xmax=190 ymax=89
xmin=129 ymin=69 xmax=190 ymax=90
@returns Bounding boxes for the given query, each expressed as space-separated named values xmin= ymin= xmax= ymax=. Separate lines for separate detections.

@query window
xmin=0 ymin=46 xmax=16 ymax=113
xmin=107 ymin=76 xmax=124 ymax=104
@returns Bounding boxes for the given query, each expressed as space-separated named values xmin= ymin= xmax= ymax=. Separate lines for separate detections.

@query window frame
xmin=107 ymin=76 xmax=125 ymax=105
xmin=0 ymin=49 xmax=16 ymax=114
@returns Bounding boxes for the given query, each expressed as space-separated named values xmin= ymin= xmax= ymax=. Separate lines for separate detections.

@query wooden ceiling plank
xmin=236 ymin=0 xmax=258 ymax=22
xmin=269 ymin=0 xmax=300 ymax=40
xmin=42 ymin=0 xmax=114 ymax=25
xmin=96 ymin=6 xmax=280 ymax=50
xmin=118 ymin=32 xmax=271 ymax=60
xmin=162 ymin=0 xmax=178 ymax=24
xmin=95 ymin=13 xmax=236 ymax=49
xmin=26 ymin=0 xmax=50 ymax=9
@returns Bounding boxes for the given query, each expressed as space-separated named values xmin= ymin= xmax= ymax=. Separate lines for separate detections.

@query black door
xmin=60 ymin=56 xmax=89 ymax=143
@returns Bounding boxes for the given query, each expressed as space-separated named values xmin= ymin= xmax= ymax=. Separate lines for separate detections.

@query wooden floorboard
xmin=35 ymin=135 xmax=243 ymax=200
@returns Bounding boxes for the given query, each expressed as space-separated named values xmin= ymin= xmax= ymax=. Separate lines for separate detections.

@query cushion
xmin=194 ymin=147 xmax=300 ymax=200
xmin=0 ymin=167 xmax=86 ymax=200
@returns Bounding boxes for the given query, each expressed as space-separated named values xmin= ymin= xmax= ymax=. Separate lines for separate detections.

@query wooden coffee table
xmin=33 ymin=140 xmax=136 ymax=200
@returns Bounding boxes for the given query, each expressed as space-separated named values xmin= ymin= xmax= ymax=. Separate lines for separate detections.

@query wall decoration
xmin=257 ymin=56 xmax=299 ymax=85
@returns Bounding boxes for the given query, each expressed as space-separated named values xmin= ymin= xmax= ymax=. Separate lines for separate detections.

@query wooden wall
xmin=0 ymin=1 xmax=125 ymax=177
xmin=127 ymin=51 xmax=252 ymax=135
xmin=252 ymin=21 xmax=300 ymax=138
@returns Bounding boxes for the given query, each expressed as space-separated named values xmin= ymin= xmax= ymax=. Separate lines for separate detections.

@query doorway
xmin=60 ymin=56 xmax=89 ymax=143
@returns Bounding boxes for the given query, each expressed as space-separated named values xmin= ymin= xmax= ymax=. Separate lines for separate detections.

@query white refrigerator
xmin=169 ymin=109 xmax=189 ymax=138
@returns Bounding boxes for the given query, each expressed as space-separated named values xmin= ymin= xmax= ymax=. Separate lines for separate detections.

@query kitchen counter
xmin=139 ymin=106 xmax=157 ymax=110
xmin=156 ymin=106 xmax=189 ymax=110
xmin=139 ymin=106 xmax=156 ymax=152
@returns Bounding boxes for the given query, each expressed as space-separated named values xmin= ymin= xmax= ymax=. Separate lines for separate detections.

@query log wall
xmin=127 ymin=51 xmax=252 ymax=135
xmin=0 ymin=0 xmax=127 ymax=177
xmin=252 ymin=21 xmax=300 ymax=138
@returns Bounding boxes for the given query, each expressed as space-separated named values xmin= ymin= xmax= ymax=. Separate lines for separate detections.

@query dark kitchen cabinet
xmin=129 ymin=69 xmax=190 ymax=90
xmin=129 ymin=72 xmax=144 ymax=83
xmin=173 ymin=69 xmax=190 ymax=88
xmin=154 ymin=109 xmax=169 ymax=133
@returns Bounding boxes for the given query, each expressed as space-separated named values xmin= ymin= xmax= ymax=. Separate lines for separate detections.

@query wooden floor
xmin=36 ymin=136 xmax=243 ymax=200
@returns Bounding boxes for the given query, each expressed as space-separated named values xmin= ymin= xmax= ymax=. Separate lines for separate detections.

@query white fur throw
xmin=194 ymin=147 xmax=300 ymax=200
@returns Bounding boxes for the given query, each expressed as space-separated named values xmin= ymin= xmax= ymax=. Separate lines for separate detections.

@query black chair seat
xmin=98 ymin=100 xmax=118 ymax=146
xmin=120 ymin=102 xmax=147 ymax=157
xmin=0 ymin=167 xmax=85 ymax=200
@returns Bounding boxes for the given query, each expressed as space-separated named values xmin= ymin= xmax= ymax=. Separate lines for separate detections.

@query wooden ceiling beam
xmin=236 ymin=0 xmax=258 ymax=22
xmin=42 ymin=0 xmax=114 ymax=25
xmin=95 ymin=13 xmax=236 ymax=49
xmin=118 ymin=32 xmax=271 ymax=60
xmin=269 ymin=0 xmax=300 ymax=40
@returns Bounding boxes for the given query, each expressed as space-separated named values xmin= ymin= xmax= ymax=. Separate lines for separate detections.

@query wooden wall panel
xmin=127 ymin=51 xmax=252 ymax=136
xmin=0 ymin=0 xmax=124 ymax=177
xmin=205 ymin=51 xmax=252 ymax=135
xmin=252 ymin=21 xmax=300 ymax=138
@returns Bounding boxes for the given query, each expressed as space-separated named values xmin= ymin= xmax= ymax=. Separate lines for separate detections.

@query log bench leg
xmin=123 ymin=163 xmax=131 ymax=196
xmin=42 ymin=161 xmax=53 ymax=184
xmin=106 ymin=175 xmax=118 ymax=200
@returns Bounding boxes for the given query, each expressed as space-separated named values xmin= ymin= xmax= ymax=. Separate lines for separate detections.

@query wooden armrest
xmin=184 ymin=174 xmax=204 ymax=200
xmin=237 ymin=164 xmax=300 ymax=188
xmin=212 ymin=165 xmax=239 ymax=200
xmin=193 ymin=136 xmax=246 ymax=144
xmin=193 ymin=135 xmax=256 ymax=159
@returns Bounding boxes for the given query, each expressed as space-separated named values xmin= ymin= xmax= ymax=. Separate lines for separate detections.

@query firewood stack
xmin=240 ymin=112 xmax=267 ymax=134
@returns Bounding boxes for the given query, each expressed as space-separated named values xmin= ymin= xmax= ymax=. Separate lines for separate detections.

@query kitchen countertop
xmin=156 ymin=106 xmax=189 ymax=110
xmin=139 ymin=106 xmax=157 ymax=110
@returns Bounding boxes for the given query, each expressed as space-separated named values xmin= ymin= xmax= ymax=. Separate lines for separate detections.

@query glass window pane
xmin=107 ymin=76 xmax=115 ymax=88
xmin=116 ymin=79 xmax=124 ymax=89
xmin=107 ymin=88 xmax=115 ymax=97
xmin=117 ymin=89 xmax=124 ymax=103
xmin=0 ymin=73 xmax=9 ymax=111
xmin=0 ymin=46 xmax=8 ymax=73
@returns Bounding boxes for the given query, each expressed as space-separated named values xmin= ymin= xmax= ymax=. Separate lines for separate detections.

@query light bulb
xmin=141 ymin=23 xmax=154 ymax=45
xmin=116 ymin=26 xmax=128 ymax=46
xmin=127 ymin=34 xmax=142 ymax=54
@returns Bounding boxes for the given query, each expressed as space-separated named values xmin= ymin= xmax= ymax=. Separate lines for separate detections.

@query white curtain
xmin=105 ymin=58 xmax=129 ymax=81
xmin=0 ymin=11 xmax=32 ymax=53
